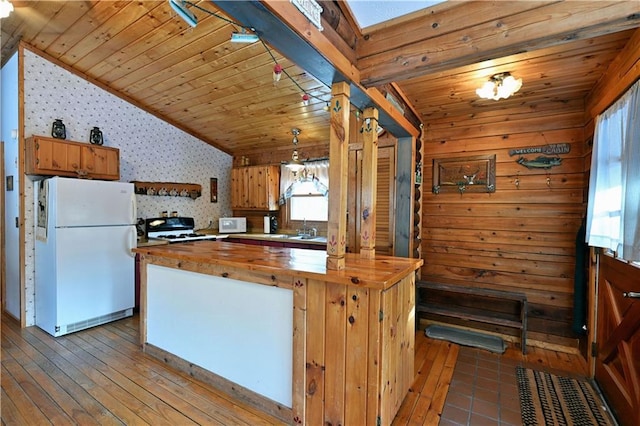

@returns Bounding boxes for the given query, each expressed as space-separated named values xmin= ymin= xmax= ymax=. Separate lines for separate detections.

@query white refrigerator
xmin=35 ymin=177 xmax=137 ymax=337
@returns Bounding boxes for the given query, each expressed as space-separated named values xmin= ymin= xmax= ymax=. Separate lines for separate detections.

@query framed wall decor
xmin=210 ymin=177 xmax=218 ymax=203
xmin=432 ymin=154 xmax=496 ymax=194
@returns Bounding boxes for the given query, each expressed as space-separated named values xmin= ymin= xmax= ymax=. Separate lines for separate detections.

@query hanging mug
xmin=90 ymin=127 xmax=104 ymax=145
xmin=51 ymin=119 xmax=66 ymax=139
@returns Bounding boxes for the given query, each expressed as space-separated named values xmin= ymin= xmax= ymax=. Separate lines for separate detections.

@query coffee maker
xmin=263 ymin=214 xmax=278 ymax=234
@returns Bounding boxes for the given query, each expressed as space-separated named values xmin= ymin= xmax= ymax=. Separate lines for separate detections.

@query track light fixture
xmin=169 ymin=0 xmax=197 ymax=27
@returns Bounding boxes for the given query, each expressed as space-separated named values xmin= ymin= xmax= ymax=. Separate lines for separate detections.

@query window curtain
xmin=586 ymin=79 xmax=640 ymax=261
xmin=279 ymin=160 xmax=329 ymax=204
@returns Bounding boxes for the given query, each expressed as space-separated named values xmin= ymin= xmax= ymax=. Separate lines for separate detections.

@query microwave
xmin=219 ymin=217 xmax=247 ymax=233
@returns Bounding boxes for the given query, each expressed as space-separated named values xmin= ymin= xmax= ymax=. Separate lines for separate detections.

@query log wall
xmin=421 ymin=113 xmax=587 ymax=349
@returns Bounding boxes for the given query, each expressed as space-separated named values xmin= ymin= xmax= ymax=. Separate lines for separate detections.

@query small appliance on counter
xmin=219 ymin=217 xmax=247 ymax=233
xmin=264 ymin=215 xmax=278 ymax=234
xmin=146 ymin=217 xmax=226 ymax=243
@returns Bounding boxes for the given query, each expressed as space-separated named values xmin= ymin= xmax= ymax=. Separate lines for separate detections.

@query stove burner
xmin=146 ymin=217 xmax=225 ymax=243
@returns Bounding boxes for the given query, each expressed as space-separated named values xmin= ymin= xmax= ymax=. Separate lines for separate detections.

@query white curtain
xmin=586 ymin=79 xmax=640 ymax=261
xmin=279 ymin=160 xmax=329 ymax=204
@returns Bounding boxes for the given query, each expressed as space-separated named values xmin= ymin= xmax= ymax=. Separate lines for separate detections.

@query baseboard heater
xmin=58 ymin=308 xmax=133 ymax=336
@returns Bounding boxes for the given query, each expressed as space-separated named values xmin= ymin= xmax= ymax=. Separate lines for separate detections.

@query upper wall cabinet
xmin=231 ymin=165 xmax=280 ymax=211
xmin=26 ymin=135 xmax=120 ymax=181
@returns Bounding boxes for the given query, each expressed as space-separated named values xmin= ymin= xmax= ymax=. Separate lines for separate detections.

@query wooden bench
xmin=416 ymin=281 xmax=528 ymax=354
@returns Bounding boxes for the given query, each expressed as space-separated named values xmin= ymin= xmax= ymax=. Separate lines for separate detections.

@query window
xmin=586 ymin=79 xmax=640 ymax=262
xmin=280 ymin=160 xmax=329 ymax=223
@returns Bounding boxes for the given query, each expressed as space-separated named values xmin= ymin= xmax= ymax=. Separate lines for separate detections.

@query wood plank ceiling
xmin=1 ymin=1 xmax=639 ymax=154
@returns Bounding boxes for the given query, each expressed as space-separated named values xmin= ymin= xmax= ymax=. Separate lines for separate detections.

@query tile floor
xmin=439 ymin=346 xmax=524 ymax=426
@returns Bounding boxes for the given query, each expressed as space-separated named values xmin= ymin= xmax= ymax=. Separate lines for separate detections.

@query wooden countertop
xmin=133 ymin=240 xmax=422 ymax=290
xmin=200 ymin=231 xmax=327 ymax=245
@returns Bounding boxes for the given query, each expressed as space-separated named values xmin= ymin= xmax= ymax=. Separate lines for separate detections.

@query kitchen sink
xmin=288 ymin=235 xmax=327 ymax=242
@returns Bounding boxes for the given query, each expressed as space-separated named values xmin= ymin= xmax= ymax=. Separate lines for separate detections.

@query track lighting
xmin=169 ymin=0 xmax=197 ymax=28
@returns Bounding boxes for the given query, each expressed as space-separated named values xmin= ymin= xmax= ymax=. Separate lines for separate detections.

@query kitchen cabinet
xmin=26 ymin=135 xmax=120 ymax=180
xmin=231 ymin=165 xmax=280 ymax=211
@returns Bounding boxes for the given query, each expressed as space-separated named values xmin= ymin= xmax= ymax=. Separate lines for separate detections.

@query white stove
xmin=146 ymin=217 xmax=226 ymax=243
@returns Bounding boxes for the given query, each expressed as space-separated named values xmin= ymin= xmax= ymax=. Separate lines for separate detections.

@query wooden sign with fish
xmin=511 ymin=143 xmax=569 ymax=170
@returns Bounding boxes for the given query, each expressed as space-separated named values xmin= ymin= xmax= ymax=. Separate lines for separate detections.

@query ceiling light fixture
xmin=230 ymin=30 xmax=259 ymax=43
xmin=476 ymin=72 xmax=522 ymax=101
xmin=285 ymin=128 xmax=306 ymax=174
xmin=169 ymin=0 xmax=197 ymax=28
xmin=0 ymin=0 xmax=13 ymax=18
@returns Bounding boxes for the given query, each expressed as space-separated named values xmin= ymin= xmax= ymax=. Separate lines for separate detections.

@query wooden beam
xmin=326 ymin=82 xmax=350 ymax=271
xmin=359 ymin=107 xmax=379 ymax=259
xmin=212 ymin=1 xmax=420 ymax=138
xmin=358 ymin=1 xmax=640 ymax=86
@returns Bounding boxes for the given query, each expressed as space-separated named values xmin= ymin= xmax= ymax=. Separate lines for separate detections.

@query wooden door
xmin=348 ymin=146 xmax=395 ymax=255
xmin=595 ymin=254 xmax=640 ymax=426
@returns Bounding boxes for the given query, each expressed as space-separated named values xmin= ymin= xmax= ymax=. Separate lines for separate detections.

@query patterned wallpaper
xmin=21 ymin=48 xmax=233 ymax=325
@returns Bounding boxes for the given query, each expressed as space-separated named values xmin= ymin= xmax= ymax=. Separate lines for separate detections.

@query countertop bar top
xmin=200 ymin=230 xmax=327 ymax=245
xmin=133 ymin=240 xmax=422 ymax=290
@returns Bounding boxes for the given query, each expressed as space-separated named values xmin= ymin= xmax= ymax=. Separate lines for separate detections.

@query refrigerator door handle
xmin=128 ymin=227 xmax=137 ymax=257
xmin=130 ymin=193 xmax=137 ymax=224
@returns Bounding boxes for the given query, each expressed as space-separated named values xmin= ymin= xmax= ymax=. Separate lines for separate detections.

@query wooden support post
xmin=359 ymin=107 xmax=379 ymax=259
xmin=326 ymin=82 xmax=350 ymax=271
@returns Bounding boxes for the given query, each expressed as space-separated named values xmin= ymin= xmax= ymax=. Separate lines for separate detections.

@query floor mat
xmin=516 ymin=366 xmax=616 ymax=426
xmin=424 ymin=324 xmax=505 ymax=353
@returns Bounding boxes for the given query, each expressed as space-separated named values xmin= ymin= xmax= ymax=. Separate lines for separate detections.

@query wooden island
xmin=133 ymin=240 xmax=422 ymax=425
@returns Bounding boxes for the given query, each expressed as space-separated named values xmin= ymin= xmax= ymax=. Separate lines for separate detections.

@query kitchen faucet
xmin=297 ymin=218 xmax=317 ymax=238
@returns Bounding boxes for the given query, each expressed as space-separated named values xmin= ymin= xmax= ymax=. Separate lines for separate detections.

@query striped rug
xmin=516 ymin=366 xmax=615 ymax=426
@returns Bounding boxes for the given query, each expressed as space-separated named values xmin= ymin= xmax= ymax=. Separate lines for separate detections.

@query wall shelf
xmin=131 ymin=181 xmax=202 ymax=199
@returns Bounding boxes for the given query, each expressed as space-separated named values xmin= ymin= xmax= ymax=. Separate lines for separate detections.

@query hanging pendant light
xmin=286 ymin=128 xmax=306 ymax=174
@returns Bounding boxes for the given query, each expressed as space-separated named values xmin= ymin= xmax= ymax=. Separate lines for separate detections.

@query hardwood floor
xmin=1 ymin=313 xmax=588 ymax=425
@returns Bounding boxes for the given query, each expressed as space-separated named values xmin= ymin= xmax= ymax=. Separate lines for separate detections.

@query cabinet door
xmin=27 ymin=137 xmax=81 ymax=176
xmin=231 ymin=167 xmax=249 ymax=209
xmin=231 ymin=166 xmax=280 ymax=210
xmin=247 ymin=167 xmax=268 ymax=209
xmin=81 ymin=145 xmax=120 ymax=180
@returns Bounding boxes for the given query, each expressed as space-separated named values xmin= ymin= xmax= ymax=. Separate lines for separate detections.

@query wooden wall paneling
xmin=366 ymin=289 xmax=382 ymax=425
xmin=425 ymin=129 xmax=583 ymax=156
xmin=379 ymin=281 xmax=398 ymax=423
xmin=292 ymin=277 xmax=307 ymax=425
xmin=344 ymin=286 xmax=369 ymax=424
xmin=425 ymin=113 xmax=586 ymax=142
xmin=305 ymin=279 xmax=326 ymax=425
xmin=421 ymin=115 xmax=587 ymax=348
xmin=323 ymin=282 xmax=347 ymax=424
